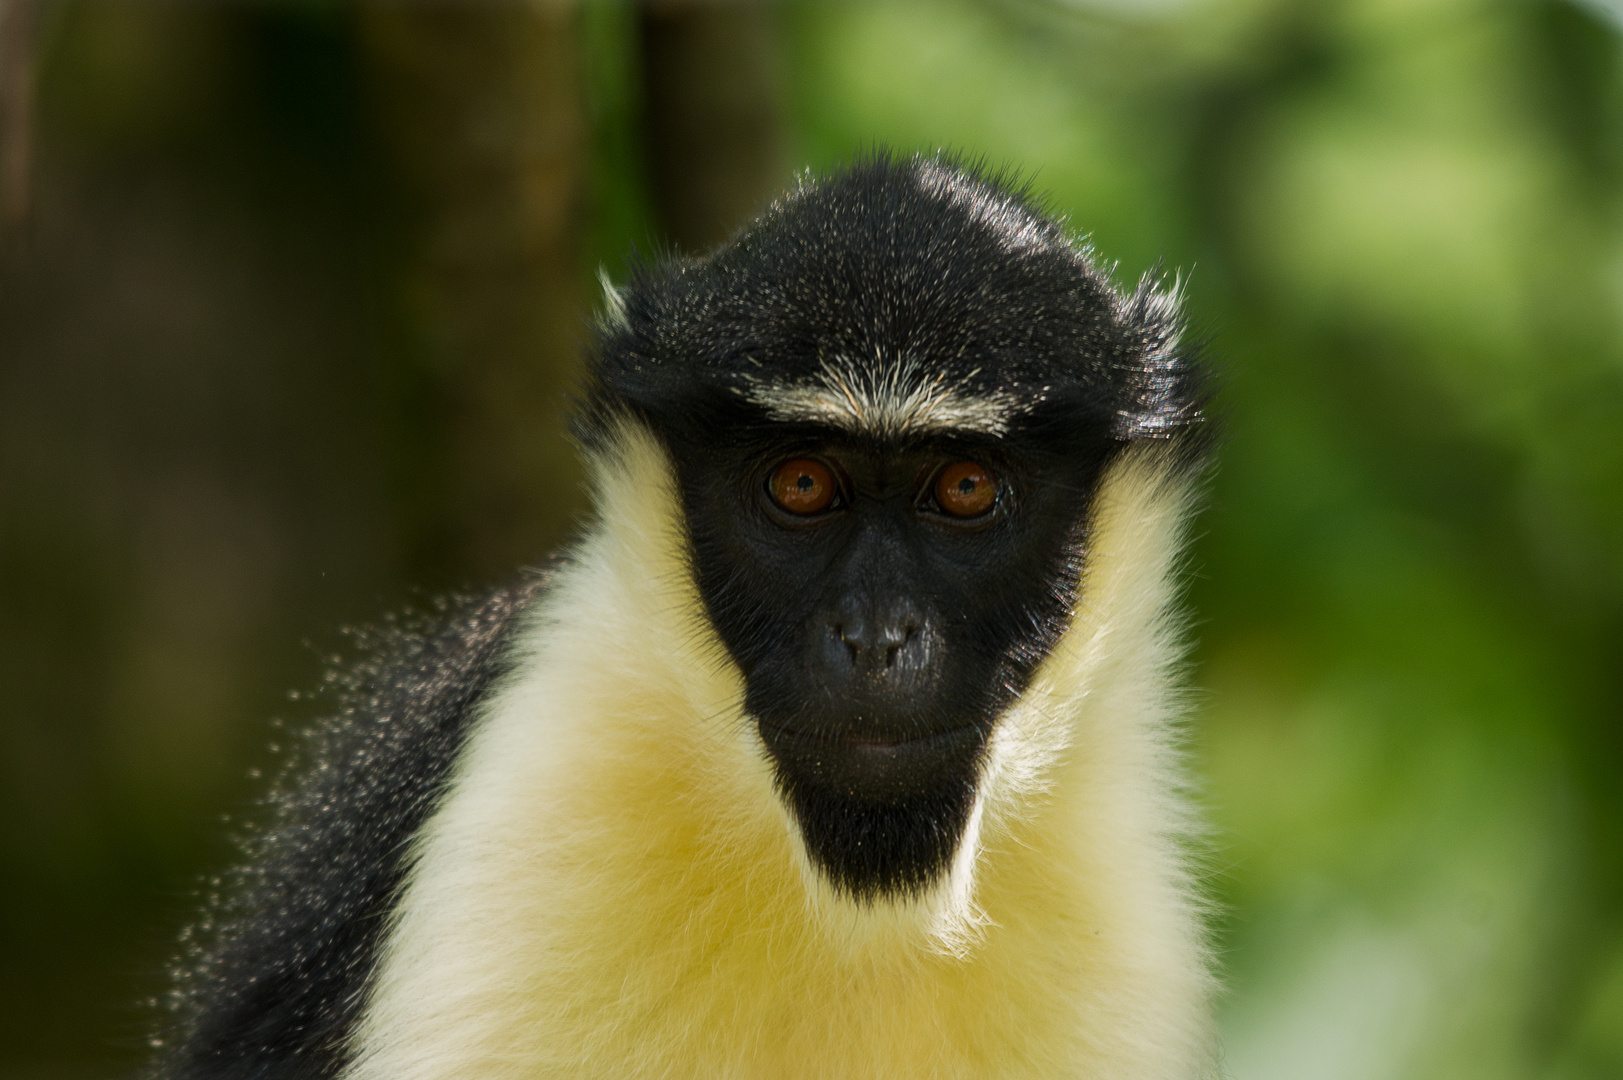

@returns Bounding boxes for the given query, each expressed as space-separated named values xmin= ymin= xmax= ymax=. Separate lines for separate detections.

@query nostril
xmin=833 ymin=623 xmax=861 ymax=664
xmin=882 ymin=624 xmax=918 ymax=669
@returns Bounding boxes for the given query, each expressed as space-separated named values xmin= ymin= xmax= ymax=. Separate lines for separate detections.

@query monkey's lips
xmin=756 ymin=720 xmax=986 ymax=802
xmin=840 ymin=733 xmax=912 ymax=751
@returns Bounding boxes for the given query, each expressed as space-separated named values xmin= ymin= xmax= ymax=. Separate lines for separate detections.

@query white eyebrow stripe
xmin=736 ymin=356 xmax=1026 ymax=438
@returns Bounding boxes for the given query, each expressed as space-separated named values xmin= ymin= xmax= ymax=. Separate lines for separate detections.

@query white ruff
xmin=341 ymin=420 xmax=1214 ymax=1080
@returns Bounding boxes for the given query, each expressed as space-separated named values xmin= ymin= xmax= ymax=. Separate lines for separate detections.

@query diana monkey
xmin=149 ymin=154 xmax=1215 ymax=1080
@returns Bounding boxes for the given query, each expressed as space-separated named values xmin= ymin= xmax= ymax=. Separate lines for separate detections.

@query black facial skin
xmin=581 ymin=152 xmax=1205 ymax=900
xmin=675 ymin=432 xmax=1112 ymax=898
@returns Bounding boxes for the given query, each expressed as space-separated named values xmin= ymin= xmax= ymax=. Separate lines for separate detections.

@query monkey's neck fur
xmin=341 ymin=421 xmax=1213 ymax=1080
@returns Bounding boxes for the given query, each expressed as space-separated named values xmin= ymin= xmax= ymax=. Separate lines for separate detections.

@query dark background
xmin=2 ymin=1 xmax=1621 ymax=1077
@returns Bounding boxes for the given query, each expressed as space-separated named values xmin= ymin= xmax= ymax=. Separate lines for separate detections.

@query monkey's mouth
xmin=757 ymin=721 xmax=980 ymax=750
xmin=756 ymin=720 xmax=986 ymax=802
xmin=842 ymin=731 xmax=929 ymax=751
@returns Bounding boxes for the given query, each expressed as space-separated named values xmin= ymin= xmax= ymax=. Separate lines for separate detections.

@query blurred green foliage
xmin=1 ymin=1 xmax=1621 ymax=1078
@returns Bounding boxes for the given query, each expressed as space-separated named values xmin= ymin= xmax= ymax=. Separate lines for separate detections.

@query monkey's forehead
xmin=589 ymin=154 xmax=1199 ymax=447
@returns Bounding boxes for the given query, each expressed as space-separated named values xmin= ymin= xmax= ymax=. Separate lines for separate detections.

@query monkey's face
xmin=673 ymin=432 xmax=1110 ymax=899
xmin=586 ymin=155 xmax=1201 ymax=899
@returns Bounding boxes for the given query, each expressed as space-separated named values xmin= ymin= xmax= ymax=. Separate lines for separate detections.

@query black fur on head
xmin=581 ymin=151 xmax=1205 ymax=901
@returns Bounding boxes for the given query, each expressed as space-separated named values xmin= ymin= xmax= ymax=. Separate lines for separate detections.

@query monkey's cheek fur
xmin=756 ymin=720 xmax=986 ymax=803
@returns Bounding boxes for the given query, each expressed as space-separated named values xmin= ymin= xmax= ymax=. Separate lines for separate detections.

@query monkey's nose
xmin=830 ymin=614 xmax=921 ymax=676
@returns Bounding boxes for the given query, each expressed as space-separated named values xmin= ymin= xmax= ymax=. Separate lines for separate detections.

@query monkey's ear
xmin=1112 ymin=268 xmax=1207 ymax=441
xmin=597 ymin=267 xmax=630 ymax=331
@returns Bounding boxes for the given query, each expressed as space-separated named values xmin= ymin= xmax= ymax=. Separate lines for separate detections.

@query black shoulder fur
xmin=148 ymin=577 xmax=547 ymax=1080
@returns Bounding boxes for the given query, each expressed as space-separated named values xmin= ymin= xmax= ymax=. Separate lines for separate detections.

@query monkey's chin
xmin=756 ymin=720 xmax=987 ymax=900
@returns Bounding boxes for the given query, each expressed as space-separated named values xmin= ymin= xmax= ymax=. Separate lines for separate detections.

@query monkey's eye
xmin=933 ymin=461 xmax=998 ymax=518
xmin=769 ymin=458 xmax=838 ymax=515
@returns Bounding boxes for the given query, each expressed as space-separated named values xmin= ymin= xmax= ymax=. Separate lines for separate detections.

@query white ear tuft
xmin=597 ymin=267 xmax=629 ymax=331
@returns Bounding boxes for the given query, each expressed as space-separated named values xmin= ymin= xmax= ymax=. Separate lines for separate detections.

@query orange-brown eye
xmin=769 ymin=458 xmax=837 ymax=515
xmin=934 ymin=461 xmax=997 ymax=518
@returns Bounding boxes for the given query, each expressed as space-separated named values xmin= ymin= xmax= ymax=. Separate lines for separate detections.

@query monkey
xmin=147 ymin=152 xmax=1215 ymax=1080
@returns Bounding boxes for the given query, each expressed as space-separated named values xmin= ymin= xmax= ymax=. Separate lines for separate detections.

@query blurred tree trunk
xmin=0 ymin=0 xmax=39 ymax=228
xmin=641 ymin=0 xmax=788 ymax=253
xmin=357 ymin=1 xmax=588 ymax=584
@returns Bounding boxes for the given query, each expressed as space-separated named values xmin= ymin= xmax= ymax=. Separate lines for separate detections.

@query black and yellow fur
xmin=152 ymin=153 xmax=1214 ymax=1080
